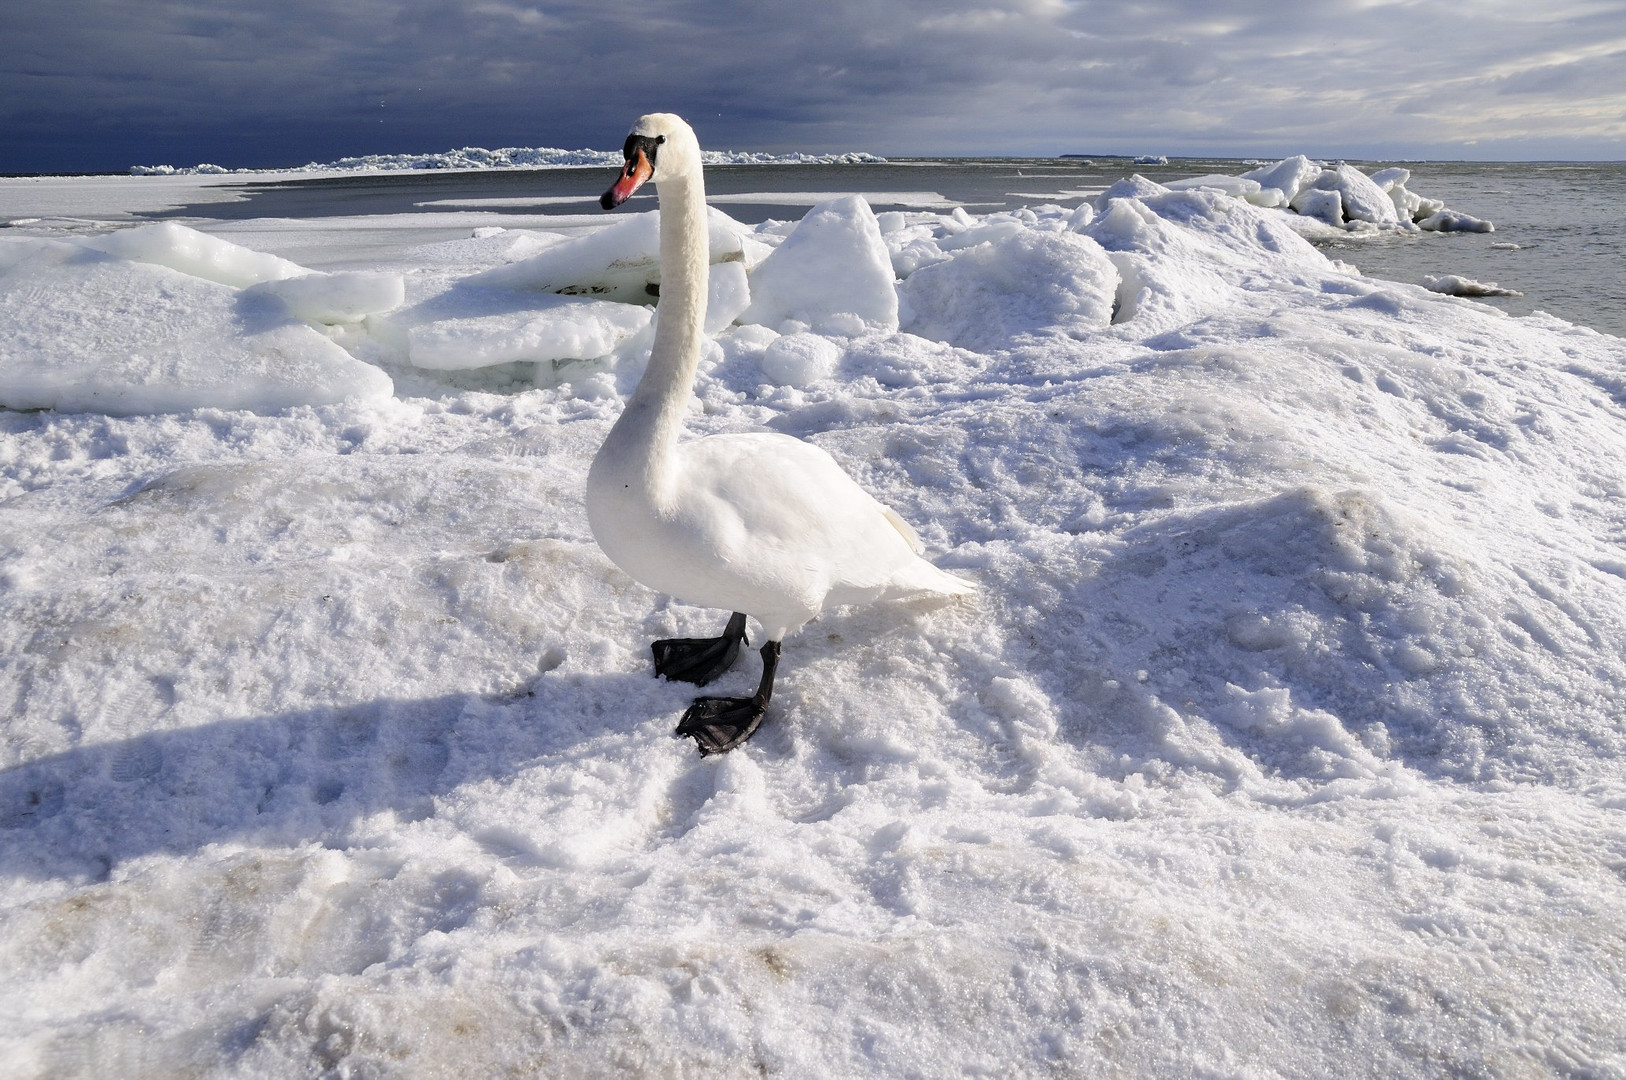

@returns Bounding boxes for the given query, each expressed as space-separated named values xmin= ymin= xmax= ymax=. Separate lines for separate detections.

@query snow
xmin=3 ymin=160 xmax=1625 ymax=1078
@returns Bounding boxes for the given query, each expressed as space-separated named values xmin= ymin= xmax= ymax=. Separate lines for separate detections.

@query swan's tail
xmin=880 ymin=506 xmax=977 ymax=596
xmin=892 ymin=556 xmax=978 ymax=597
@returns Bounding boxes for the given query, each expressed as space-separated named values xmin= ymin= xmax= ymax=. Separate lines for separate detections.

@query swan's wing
xmin=673 ymin=432 xmax=924 ymax=584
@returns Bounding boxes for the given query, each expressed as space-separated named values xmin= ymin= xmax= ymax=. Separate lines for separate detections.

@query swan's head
xmin=600 ymin=113 xmax=700 ymax=210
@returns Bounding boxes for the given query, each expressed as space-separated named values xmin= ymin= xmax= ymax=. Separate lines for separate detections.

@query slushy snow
xmin=2 ymin=157 xmax=1624 ymax=1078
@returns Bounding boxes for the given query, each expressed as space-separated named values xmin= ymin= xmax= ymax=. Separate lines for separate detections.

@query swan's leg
xmin=651 ymin=611 xmax=749 ymax=687
xmin=675 ymin=639 xmax=781 ymax=755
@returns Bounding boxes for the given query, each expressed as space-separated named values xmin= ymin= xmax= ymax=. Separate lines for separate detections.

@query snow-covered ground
xmin=2 ymin=159 xmax=1625 ymax=1077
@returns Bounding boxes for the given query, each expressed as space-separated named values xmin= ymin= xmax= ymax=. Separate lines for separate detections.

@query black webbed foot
xmin=675 ymin=696 xmax=768 ymax=756
xmin=674 ymin=638 xmax=781 ymax=756
xmin=651 ymin=612 xmax=748 ymax=686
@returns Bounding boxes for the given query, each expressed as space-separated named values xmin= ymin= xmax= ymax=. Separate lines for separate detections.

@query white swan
xmin=587 ymin=113 xmax=974 ymax=755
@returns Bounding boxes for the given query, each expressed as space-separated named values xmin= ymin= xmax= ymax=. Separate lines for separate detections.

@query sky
xmin=3 ymin=0 xmax=1626 ymax=173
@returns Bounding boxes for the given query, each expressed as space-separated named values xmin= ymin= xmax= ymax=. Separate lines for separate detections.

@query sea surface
xmin=144 ymin=157 xmax=1625 ymax=337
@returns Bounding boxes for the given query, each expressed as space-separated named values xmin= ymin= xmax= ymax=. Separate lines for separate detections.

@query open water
xmin=147 ymin=156 xmax=1625 ymax=337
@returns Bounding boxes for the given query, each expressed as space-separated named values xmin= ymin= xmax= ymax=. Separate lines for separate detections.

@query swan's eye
xmin=623 ymin=134 xmax=663 ymax=170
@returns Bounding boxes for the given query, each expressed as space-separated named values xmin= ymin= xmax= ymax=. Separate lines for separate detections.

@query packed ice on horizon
xmin=128 ymin=145 xmax=889 ymax=177
xmin=2 ymin=154 xmax=1624 ymax=1077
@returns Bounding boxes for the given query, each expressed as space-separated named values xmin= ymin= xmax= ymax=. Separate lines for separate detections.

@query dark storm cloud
xmin=3 ymin=0 xmax=1625 ymax=172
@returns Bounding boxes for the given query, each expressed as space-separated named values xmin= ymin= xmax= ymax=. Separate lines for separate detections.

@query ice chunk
xmin=1322 ymin=164 xmax=1398 ymax=226
xmin=1423 ymin=274 xmax=1521 ymax=297
xmin=706 ymin=260 xmax=750 ymax=333
xmin=1290 ymin=187 xmax=1344 ymax=227
xmin=1166 ymin=175 xmax=1263 ymax=199
xmin=406 ymin=296 xmax=653 ymax=370
xmin=875 ymin=211 xmax=908 ymax=235
xmin=0 ymin=247 xmax=391 ymax=414
xmin=1387 ymin=183 xmax=1426 ymax=224
xmin=885 ymin=224 xmax=951 ymax=279
xmin=1419 ymin=209 xmax=1494 ymax=233
xmin=1367 ymin=167 xmax=1411 ymax=192
xmin=759 ymin=332 xmax=841 ymax=387
xmin=1067 ymin=203 xmax=1096 ymax=230
xmin=245 ymin=272 xmax=405 ymax=325
xmin=87 ymin=221 xmax=310 ymax=287
xmin=1241 ymin=156 xmax=1322 ymax=205
xmin=740 ymin=195 xmax=899 ymax=334
xmin=902 ymin=228 xmax=1117 ymax=350
xmin=939 ymin=219 xmax=1028 ymax=252
xmin=465 ymin=207 xmax=768 ymax=300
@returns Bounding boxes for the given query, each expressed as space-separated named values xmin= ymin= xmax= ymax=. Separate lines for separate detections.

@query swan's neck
xmin=596 ymin=171 xmax=708 ymax=503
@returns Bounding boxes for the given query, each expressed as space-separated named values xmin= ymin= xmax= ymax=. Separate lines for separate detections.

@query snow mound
xmin=1095 ymin=174 xmax=1170 ymax=208
xmin=1081 ymin=186 xmax=1324 ymax=334
xmin=740 ymin=195 xmax=900 ymax=334
xmin=760 ymin=331 xmax=842 ymax=387
xmin=0 ymin=244 xmax=392 ymax=414
xmin=902 ymin=228 xmax=1118 ymax=349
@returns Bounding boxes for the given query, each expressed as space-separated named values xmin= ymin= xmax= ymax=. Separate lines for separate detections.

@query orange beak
xmin=601 ymin=148 xmax=653 ymax=209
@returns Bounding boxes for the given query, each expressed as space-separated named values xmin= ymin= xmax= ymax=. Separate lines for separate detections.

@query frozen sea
xmin=2 ymin=152 xmax=1625 ymax=1078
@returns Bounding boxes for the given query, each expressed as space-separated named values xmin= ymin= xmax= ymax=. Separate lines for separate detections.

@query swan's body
xmin=586 ymin=113 xmax=972 ymax=753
